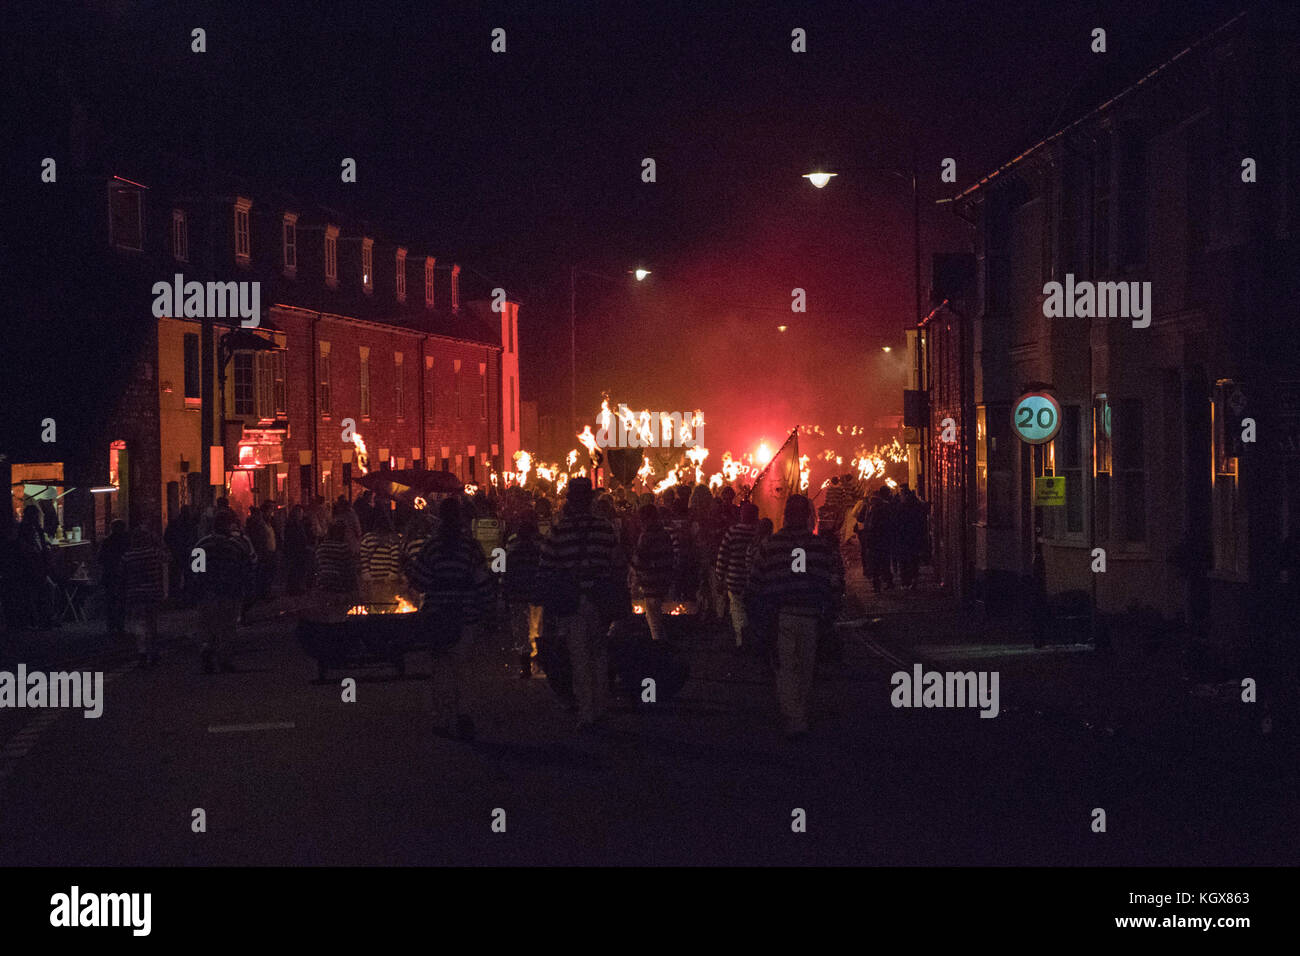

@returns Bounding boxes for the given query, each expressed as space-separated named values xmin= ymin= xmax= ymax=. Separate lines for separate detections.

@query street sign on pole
xmin=1012 ymin=391 xmax=1062 ymax=445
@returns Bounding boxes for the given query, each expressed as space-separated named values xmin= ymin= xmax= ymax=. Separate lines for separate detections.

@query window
xmin=255 ymin=352 xmax=274 ymax=420
xmin=509 ymin=376 xmax=515 ymax=432
xmin=234 ymin=198 xmax=251 ymax=263
xmin=396 ymin=248 xmax=407 ymax=302
xmin=508 ymin=313 xmax=514 ymax=353
xmin=360 ymin=346 xmax=371 ymax=418
xmin=1114 ymin=398 xmax=1145 ymax=542
xmin=325 ymin=225 xmax=339 ymax=286
xmin=172 ymin=209 xmax=188 ymax=262
xmin=272 ymin=350 xmax=287 ymax=417
xmin=425 ymin=257 xmax=436 ymax=308
xmin=362 ymin=238 xmax=374 ymax=294
xmin=1118 ymin=130 xmax=1147 ymax=267
xmin=976 ymin=406 xmax=988 ymax=524
xmin=183 ymin=333 xmax=200 ymax=403
xmin=1055 ymin=405 xmax=1084 ymax=535
xmin=394 ymin=352 xmax=405 ymax=420
xmin=451 ymin=264 xmax=461 ymax=312
xmin=233 ymin=353 xmax=255 ymax=416
xmin=282 ymin=213 xmax=297 ymax=275
xmin=1212 ymin=382 xmax=1247 ymax=575
xmin=109 ymin=182 xmax=143 ymax=250
xmin=319 ymin=342 xmax=332 ymax=417
xmin=480 ymin=362 xmax=488 ymax=420
xmin=1093 ymin=395 xmax=1112 ymax=541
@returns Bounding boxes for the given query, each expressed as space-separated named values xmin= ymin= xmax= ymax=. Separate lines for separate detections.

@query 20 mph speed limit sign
xmin=1012 ymin=391 xmax=1062 ymax=444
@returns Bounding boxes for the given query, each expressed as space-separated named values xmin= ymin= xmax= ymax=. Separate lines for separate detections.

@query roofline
xmin=951 ymin=10 xmax=1248 ymax=205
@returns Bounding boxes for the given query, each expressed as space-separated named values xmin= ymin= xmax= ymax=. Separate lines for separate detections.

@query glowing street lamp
xmin=802 ymin=171 xmax=838 ymax=188
xmin=777 ymin=324 xmax=788 ymax=332
xmin=881 ymin=346 xmax=892 ymax=352
xmin=631 ymin=268 xmax=651 ymax=281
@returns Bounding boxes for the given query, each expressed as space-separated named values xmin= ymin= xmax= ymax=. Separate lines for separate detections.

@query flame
xmin=685 ymin=445 xmax=709 ymax=484
xmin=463 ymin=483 xmax=478 ymax=495
xmin=414 ymin=496 xmax=427 ymax=510
xmin=885 ymin=477 xmax=898 ymax=489
xmin=755 ymin=442 xmax=773 ymax=467
xmin=654 ymin=470 xmax=679 ymax=495
xmin=351 ymin=433 xmax=370 ymax=475
xmin=566 ymin=450 xmax=578 ymax=468
xmin=799 ymin=454 xmax=810 ymax=492
xmin=513 ymin=449 xmax=532 ymax=487
xmin=708 ymin=473 xmax=723 ymax=491
xmin=637 ymin=455 xmax=654 ymax=484
xmin=347 ymin=594 xmax=419 ymax=615
xmin=577 ymin=426 xmax=598 ymax=456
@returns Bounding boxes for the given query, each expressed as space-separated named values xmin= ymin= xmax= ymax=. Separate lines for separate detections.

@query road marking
xmin=207 ymin=722 xmax=296 ymax=734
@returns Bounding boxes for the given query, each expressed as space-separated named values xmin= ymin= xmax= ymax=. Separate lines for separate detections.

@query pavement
xmin=0 ymin=565 xmax=1295 ymax=866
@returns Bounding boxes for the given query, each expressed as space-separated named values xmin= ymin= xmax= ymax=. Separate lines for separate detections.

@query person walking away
xmin=897 ymin=487 xmax=928 ymax=589
xmin=243 ymin=507 xmax=273 ymax=622
xmin=632 ymin=504 xmax=676 ymax=642
xmin=193 ymin=511 xmax=256 ymax=673
xmin=315 ymin=521 xmax=361 ymax=610
xmin=716 ymin=502 xmax=760 ymax=649
xmin=359 ymin=505 xmax=403 ymax=604
xmin=504 ymin=515 xmax=544 ymax=677
xmin=863 ymin=487 xmax=897 ymax=593
xmin=122 ymin=525 xmax=167 ymax=665
xmin=163 ymin=505 xmax=197 ymax=606
xmin=408 ymin=496 xmax=494 ymax=741
xmin=538 ymin=478 xmax=623 ymax=730
xmin=746 ymin=495 xmax=844 ymax=738
xmin=283 ymin=504 xmax=314 ymax=596
xmin=17 ymin=505 xmax=55 ymax=628
xmin=98 ymin=518 xmax=130 ymax=638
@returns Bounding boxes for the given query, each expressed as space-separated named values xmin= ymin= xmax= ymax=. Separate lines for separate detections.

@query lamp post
xmin=569 ymin=265 xmax=649 ymax=437
xmin=803 ymin=139 xmax=925 ymax=492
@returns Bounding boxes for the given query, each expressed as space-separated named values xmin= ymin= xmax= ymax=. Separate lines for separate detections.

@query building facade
xmin=928 ymin=8 xmax=1300 ymax=652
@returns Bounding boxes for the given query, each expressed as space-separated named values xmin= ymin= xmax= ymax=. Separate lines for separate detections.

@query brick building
xmin=923 ymin=7 xmax=1300 ymax=653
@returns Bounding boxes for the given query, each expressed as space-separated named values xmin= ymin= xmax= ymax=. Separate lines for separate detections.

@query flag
xmin=749 ymin=429 xmax=800 ymax=530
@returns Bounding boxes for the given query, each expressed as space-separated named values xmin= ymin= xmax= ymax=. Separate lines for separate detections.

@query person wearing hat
xmin=537 ymin=477 xmax=625 ymax=730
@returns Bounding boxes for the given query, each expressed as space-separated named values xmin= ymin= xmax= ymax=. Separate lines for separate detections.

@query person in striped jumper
xmin=538 ymin=477 xmax=624 ymax=729
xmin=408 ymin=496 xmax=494 ymax=742
xmin=632 ymin=504 xmax=676 ymax=641
xmin=359 ymin=505 xmax=404 ymax=604
xmin=122 ymin=525 xmax=167 ymax=666
xmin=746 ymin=495 xmax=845 ymax=738
xmin=715 ymin=501 xmax=760 ymax=649
xmin=504 ymin=515 xmax=544 ymax=677
xmin=315 ymin=520 xmax=360 ymax=605
xmin=193 ymin=511 xmax=257 ymax=673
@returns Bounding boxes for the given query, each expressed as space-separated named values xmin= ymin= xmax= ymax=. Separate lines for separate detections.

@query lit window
xmin=109 ymin=181 xmax=143 ymax=251
xmin=319 ymin=341 xmax=332 ymax=417
xmin=325 ymin=225 xmax=339 ymax=286
xmin=234 ymin=197 xmax=252 ymax=262
xmin=396 ymin=248 xmax=407 ymax=302
xmin=362 ymin=238 xmax=374 ymax=294
xmin=172 ymin=209 xmax=188 ymax=262
xmin=282 ymin=213 xmax=298 ymax=275
xmin=425 ymin=257 xmax=436 ymax=308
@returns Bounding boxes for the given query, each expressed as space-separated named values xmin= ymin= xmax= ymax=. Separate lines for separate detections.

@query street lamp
xmin=802 ymin=171 xmax=838 ymax=188
xmin=802 ymin=141 xmax=925 ymax=492
xmin=570 ymin=265 xmax=647 ymax=436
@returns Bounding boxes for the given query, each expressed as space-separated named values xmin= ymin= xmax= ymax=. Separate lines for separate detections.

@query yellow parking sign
xmin=1034 ymin=477 xmax=1066 ymax=507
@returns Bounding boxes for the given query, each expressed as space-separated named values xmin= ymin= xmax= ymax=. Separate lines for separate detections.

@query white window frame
xmin=171 ymin=208 xmax=188 ymax=262
xmin=425 ymin=257 xmax=436 ymax=308
xmin=395 ymin=248 xmax=407 ymax=302
xmin=394 ymin=352 xmax=405 ymax=420
xmin=234 ymin=197 xmax=252 ymax=263
xmin=325 ymin=224 xmax=339 ymax=287
xmin=319 ymin=341 xmax=332 ymax=417
xmin=282 ymin=212 xmax=298 ymax=276
xmin=451 ymin=263 xmax=461 ymax=312
xmin=479 ymin=361 xmax=488 ymax=421
xmin=362 ymin=237 xmax=374 ymax=294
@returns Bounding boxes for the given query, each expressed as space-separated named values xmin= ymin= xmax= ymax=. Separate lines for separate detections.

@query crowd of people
xmin=1 ymin=471 xmax=929 ymax=740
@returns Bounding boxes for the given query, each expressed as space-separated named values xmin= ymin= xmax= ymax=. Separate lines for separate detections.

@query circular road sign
xmin=1012 ymin=391 xmax=1062 ymax=444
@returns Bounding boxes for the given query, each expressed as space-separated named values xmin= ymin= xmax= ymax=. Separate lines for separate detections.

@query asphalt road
xmin=0 ymin=592 xmax=1295 ymax=866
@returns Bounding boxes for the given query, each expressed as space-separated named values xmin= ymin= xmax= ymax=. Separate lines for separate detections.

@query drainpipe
xmin=311 ymin=311 xmax=322 ymax=498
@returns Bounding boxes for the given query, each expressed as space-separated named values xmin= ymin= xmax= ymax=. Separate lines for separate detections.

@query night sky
xmin=11 ymin=0 xmax=1247 ymax=450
